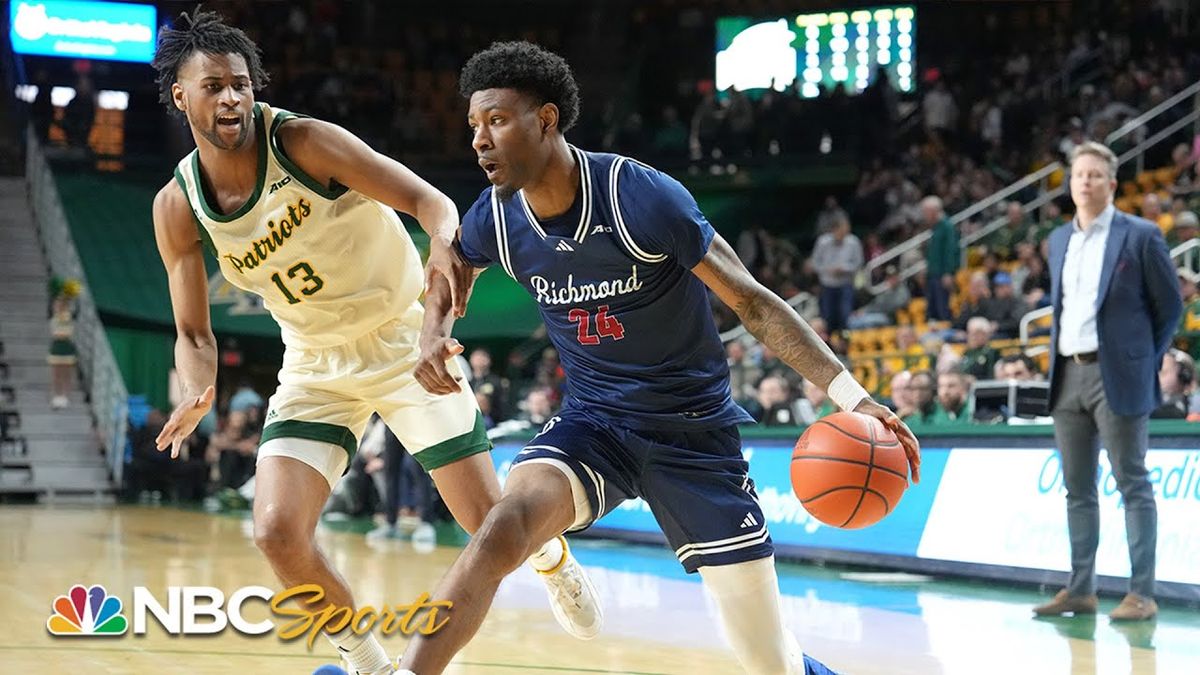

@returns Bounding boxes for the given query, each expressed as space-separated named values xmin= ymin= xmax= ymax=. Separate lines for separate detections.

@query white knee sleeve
xmin=699 ymin=556 xmax=804 ymax=675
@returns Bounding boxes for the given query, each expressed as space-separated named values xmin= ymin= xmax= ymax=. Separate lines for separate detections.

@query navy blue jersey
xmin=459 ymin=146 xmax=753 ymax=430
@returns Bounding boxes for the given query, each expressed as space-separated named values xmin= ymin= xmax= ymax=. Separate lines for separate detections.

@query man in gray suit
xmin=1034 ymin=141 xmax=1182 ymax=621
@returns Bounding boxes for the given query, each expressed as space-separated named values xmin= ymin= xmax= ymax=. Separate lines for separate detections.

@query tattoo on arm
xmin=734 ymin=286 xmax=845 ymax=390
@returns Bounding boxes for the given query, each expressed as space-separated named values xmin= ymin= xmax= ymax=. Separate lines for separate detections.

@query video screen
xmin=716 ymin=5 xmax=915 ymax=97
xmin=10 ymin=0 xmax=157 ymax=63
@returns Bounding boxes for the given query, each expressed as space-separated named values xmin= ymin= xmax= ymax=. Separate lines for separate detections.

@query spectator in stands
xmin=848 ymin=266 xmax=910 ymax=329
xmin=208 ymin=406 xmax=261 ymax=491
xmin=475 ymin=392 xmax=495 ymax=430
xmin=795 ymin=379 xmax=836 ymax=425
xmin=1141 ymin=192 xmax=1172 ymax=235
xmin=517 ymin=387 xmax=555 ymax=427
xmin=1058 ymin=116 xmax=1087 ymax=160
xmin=1034 ymin=201 xmax=1068 ymax=242
xmin=933 ymin=371 xmax=973 ymax=424
xmin=923 ymin=80 xmax=958 ymax=146
xmin=811 ymin=213 xmax=863 ymax=332
xmin=961 ymin=317 xmax=1001 ymax=381
xmin=228 ymin=381 xmax=263 ymax=414
xmin=1021 ymin=253 xmax=1052 ymax=308
xmin=1010 ymin=241 xmax=1036 ymax=294
xmin=757 ymin=376 xmax=799 ymax=426
xmin=815 ymin=196 xmax=848 ymax=234
xmin=1178 ymin=269 xmax=1200 ymax=336
xmin=989 ymin=272 xmax=1029 ymax=338
xmin=923 ymin=196 xmax=959 ymax=321
xmin=994 ymin=201 xmax=1029 ymax=257
xmin=1168 ymin=210 xmax=1199 ymax=250
xmin=953 ymin=271 xmax=993 ymax=331
xmin=726 ymin=340 xmax=762 ymax=405
xmin=1152 ymin=349 xmax=1196 ymax=419
xmin=896 ymin=325 xmax=924 ymax=357
xmin=999 ymin=354 xmax=1043 ymax=381
xmin=883 ymin=370 xmax=917 ymax=419
xmin=903 ymin=370 xmax=937 ymax=424
xmin=469 ymin=348 xmax=506 ymax=422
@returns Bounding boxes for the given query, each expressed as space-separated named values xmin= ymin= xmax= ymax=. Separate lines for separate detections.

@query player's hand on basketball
xmin=415 ymin=337 xmax=465 ymax=395
xmin=853 ymin=399 xmax=921 ymax=484
xmin=155 ymin=385 xmax=215 ymax=459
xmin=425 ymin=238 xmax=476 ymax=318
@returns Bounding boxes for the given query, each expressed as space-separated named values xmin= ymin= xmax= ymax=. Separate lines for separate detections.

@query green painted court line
xmin=0 ymin=645 xmax=670 ymax=674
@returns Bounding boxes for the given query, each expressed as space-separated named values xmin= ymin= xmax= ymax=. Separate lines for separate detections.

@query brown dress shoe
xmin=1033 ymin=590 xmax=1099 ymax=616
xmin=1109 ymin=593 xmax=1158 ymax=621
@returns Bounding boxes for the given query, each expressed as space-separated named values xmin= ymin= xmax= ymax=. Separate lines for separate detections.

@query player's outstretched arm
xmin=274 ymin=118 xmax=474 ymax=316
xmin=692 ymin=233 xmax=920 ymax=482
xmin=414 ymin=271 xmax=468 ymax=395
xmin=151 ymin=180 xmax=217 ymax=458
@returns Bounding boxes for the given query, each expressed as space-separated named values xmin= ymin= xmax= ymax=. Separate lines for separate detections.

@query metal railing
xmin=959 ymin=179 xmax=1066 ymax=261
xmin=719 ymin=291 xmax=816 ymax=344
xmin=1018 ymin=306 xmax=1054 ymax=346
xmin=864 ymin=161 xmax=1062 ymax=294
xmin=867 ymin=77 xmax=1200 ymax=296
xmin=1104 ymin=79 xmax=1200 ymax=147
xmin=25 ymin=127 xmax=127 ymax=485
xmin=1115 ymin=106 xmax=1200 ymax=177
xmin=1173 ymin=239 xmax=1200 ymax=272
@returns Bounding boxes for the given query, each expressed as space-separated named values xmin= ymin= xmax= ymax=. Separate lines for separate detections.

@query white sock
xmin=699 ymin=556 xmax=803 ymax=675
xmin=327 ymin=628 xmax=392 ymax=674
xmin=528 ymin=535 xmax=566 ymax=573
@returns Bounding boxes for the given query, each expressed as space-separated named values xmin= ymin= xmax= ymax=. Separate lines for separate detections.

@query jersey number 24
xmin=567 ymin=305 xmax=625 ymax=345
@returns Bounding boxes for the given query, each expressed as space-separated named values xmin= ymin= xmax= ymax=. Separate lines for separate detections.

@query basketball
xmin=790 ymin=412 xmax=909 ymax=529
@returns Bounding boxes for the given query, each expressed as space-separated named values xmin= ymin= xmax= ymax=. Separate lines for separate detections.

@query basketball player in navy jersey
xmin=404 ymin=42 xmax=921 ymax=675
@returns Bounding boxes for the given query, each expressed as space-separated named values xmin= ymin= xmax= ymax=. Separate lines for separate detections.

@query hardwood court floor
xmin=1 ymin=505 xmax=1196 ymax=674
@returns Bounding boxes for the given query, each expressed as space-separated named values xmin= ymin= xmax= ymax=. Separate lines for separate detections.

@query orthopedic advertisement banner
xmin=491 ymin=442 xmax=1200 ymax=586
xmin=10 ymin=1 xmax=157 ymax=63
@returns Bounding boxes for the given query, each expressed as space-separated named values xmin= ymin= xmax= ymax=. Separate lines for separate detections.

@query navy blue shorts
xmin=513 ymin=407 xmax=773 ymax=573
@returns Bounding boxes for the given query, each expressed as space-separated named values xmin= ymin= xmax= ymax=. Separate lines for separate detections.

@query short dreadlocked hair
xmin=458 ymin=42 xmax=579 ymax=133
xmin=151 ymin=8 xmax=269 ymax=117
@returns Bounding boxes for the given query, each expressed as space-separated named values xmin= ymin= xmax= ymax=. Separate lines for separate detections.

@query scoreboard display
xmin=716 ymin=5 xmax=916 ymax=97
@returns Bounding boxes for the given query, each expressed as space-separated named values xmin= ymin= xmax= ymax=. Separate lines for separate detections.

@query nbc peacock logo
xmin=47 ymin=584 xmax=128 ymax=636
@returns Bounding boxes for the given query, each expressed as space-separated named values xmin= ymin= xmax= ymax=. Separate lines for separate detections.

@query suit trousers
xmin=1051 ymin=359 xmax=1156 ymax=598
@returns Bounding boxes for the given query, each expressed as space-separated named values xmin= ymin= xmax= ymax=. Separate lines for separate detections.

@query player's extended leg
xmin=637 ymin=424 xmax=838 ymax=674
xmin=699 ymin=557 xmax=837 ymax=675
xmin=427 ymin=452 xmax=500 ymax=533
xmin=254 ymin=454 xmax=393 ymax=675
xmin=387 ymin=384 xmax=601 ymax=640
xmin=400 ymin=463 xmax=577 ymax=675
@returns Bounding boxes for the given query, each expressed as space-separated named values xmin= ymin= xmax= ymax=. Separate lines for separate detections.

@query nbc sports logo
xmin=47 ymin=584 xmax=128 ymax=636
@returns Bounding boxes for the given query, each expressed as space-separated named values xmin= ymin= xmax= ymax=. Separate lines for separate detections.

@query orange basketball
xmin=790 ymin=412 xmax=909 ymax=529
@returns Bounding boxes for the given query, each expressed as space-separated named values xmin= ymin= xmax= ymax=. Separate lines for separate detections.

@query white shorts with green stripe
xmin=257 ymin=312 xmax=490 ymax=488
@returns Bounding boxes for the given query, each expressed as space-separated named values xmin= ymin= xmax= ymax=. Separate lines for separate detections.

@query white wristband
xmin=828 ymin=370 xmax=870 ymax=412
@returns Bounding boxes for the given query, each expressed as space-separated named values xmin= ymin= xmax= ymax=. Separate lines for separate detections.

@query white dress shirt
xmin=1058 ymin=204 xmax=1115 ymax=356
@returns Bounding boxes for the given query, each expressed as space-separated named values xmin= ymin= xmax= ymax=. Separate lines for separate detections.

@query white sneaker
xmin=536 ymin=536 xmax=602 ymax=640
xmin=338 ymin=656 xmax=401 ymax=675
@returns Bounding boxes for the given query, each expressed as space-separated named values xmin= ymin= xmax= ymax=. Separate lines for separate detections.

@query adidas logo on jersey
xmin=739 ymin=512 xmax=758 ymax=529
xmin=268 ymin=175 xmax=292 ymax=193
xmin=555 ymin=241 xmax=575 ymax=252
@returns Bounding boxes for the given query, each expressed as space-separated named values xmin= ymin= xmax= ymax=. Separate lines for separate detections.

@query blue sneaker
xmin=804 ymin=653 xmax=840 ymax=675
xmin=312 ymin=666 xmax=348 ymax=675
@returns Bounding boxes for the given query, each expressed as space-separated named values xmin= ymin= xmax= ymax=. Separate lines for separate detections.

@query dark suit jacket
xmin=1048 ymin=209 xmax=1183 ymax=416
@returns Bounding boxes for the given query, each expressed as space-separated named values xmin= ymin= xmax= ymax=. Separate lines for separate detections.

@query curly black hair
xmin=151 ymin=8 xmax=269 ymax=117
xmin=458 ymin=41 xmax=580 ymax=133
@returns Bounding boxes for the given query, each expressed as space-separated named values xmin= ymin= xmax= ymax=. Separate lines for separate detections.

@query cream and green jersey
xmin=173 ymin=102 xmax=423 ymax=349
